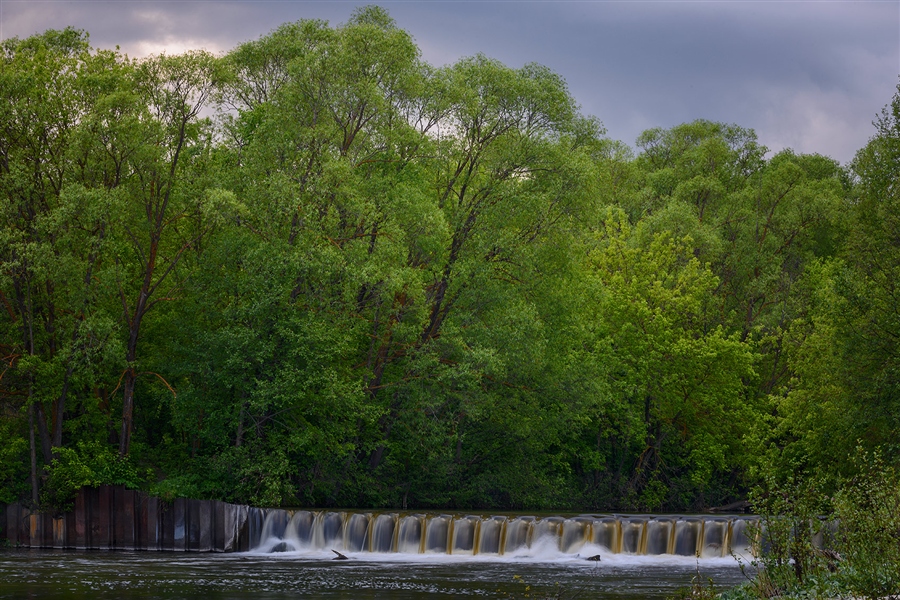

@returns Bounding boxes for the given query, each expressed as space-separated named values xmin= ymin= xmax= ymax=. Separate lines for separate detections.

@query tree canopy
xmin=1 ymin=13 xmax=896 ymax=514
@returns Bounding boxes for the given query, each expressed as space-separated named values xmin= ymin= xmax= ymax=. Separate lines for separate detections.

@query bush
xmin=148 ymin=473 xmax=208 ymax=503
xmin=832 ymin=447 xmax=900 ymax=599
xmin=738 ymin=473 xmax=838 ymax=599
xmin=42 ymin=441 xmax=150 ymax=513
xmin=726 ymin=445 xmax=900 ymax=599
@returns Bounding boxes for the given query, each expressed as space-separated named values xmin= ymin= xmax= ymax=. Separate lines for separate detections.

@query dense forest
xmin=1 ymin=7 xmax=898 ymax=517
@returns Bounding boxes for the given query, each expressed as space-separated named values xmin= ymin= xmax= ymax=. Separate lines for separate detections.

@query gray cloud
xmin=3 ymin=0 xmax=897 ymax=163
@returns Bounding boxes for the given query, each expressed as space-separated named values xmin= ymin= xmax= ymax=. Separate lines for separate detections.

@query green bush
xmin=148 ymin=473 xmax=213 ymax=503
xmin=737 ymin=473 xmax=838 ymax=599
xmin=42 ymin=441 xmax=150 ymax=513
xmin=832 ymin=447 xmax=900 ymax=599
xmin=725 ymin=445 xmax=900 ymax=599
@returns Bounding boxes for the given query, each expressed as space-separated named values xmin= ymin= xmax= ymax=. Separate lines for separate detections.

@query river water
xmin=0 ymin=548 xmax=751 ymax=599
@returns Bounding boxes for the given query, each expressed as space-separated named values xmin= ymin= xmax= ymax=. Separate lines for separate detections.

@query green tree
xmin=161 ymin=8 xmax=431 ymax=505
xmin=0 ymin=29 xmax=128 ymax=501
xmin=582 ymin=209 xmax=756 ymax=510
xmin=763 ymin=83 xmax=900 ymax=483
xmin=109 ymin=50 xmax=222 ymax=457
xmin=838 ymin=84 xmax=900 ymax=460
xmin=177 ymin=10 xmax=608 ymax=507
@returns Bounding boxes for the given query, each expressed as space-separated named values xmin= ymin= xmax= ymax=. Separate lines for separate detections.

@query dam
xmin=1 ymin=485 xmax=755 ymax=559
xmin=249 ymin=508 xmax=754 ymax=558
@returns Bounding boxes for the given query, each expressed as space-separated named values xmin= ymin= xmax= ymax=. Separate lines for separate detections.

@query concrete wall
xmin=1 ymin=485 xmax=258 ymax=552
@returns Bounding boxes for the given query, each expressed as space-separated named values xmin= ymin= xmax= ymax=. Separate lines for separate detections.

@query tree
xmin=191 ymin=12 xmax=608 ymax=507
xmin=630 ymin=122 xmax=846 ymax=405
xmin=109 ymin=50 xmax=221 ymax=457
xmin=0 ymin=29 xmax=126 ymax=500
xmin=839 ymin=83 xmax=900 ymax=458
xmin=581 ymin=209 xmax=756 ymax=509
xmin=769 ymin=83 xmax=900 ymax=481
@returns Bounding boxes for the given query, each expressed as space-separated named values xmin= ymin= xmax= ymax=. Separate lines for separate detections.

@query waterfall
xmin=248 ymin=510 xmax=757 ymax=558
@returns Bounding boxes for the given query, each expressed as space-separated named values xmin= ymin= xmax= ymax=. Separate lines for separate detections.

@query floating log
xmin=708 ymin=500 xmax=751 ymax=513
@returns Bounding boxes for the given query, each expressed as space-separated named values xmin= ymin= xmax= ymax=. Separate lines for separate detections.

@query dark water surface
xmin=0 ymin=549 xmax=749 ymax=599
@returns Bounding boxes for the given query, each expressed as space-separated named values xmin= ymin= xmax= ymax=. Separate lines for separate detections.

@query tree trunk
xmin=235 ymin=404 xmax=246 ymax=447
xmin=367 ymin=420 xmax=391 ymax=471
xmin=119 ymin=273 xmax=150 ymax=457
xmin=29 ymin=401 xmax=39 ymax=507
xmin=53 ymin=366 xmax=73 ymax=449
xmin=35 ymin=402 xmax=53 ymax=465
xmin=118 ymin=368 xmax=137 ymax=457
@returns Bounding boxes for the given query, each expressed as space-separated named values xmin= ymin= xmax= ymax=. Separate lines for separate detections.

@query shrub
xmin=832 ymin=447 xmax=900 ymax=599
xmin=0 ymin=418 xmax=28 ymax=504
xmin=42 ymin=441 xmax=150 ymax=513
xmin=726 ymin=445 xmax=900 ymax=599
xmin=739 ymin=473 xmax=837 ymax=598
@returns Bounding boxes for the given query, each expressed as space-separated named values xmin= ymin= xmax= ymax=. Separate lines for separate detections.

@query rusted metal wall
xmin=0 ymin=485 xmax=254 ymax=552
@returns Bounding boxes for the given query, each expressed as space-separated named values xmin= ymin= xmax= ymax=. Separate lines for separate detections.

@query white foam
xmin=241 ymin=544 xmax=744 ymax=568
xmin=246 ymin=510 xmax=757 ymax=566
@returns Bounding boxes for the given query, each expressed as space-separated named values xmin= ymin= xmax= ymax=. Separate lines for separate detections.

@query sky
xmin=2 ymin=0 xmax=898 ymax=164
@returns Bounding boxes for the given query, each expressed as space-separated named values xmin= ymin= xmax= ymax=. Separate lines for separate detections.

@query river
xmin=0 ymin=548 xmax=750 ymax=599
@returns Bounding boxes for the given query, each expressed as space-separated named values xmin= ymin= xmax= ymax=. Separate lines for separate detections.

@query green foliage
xmin=2 ymin=16 xmax=898 ymax=535
xmin=0 ymin=417 xmax=28 ymax=504
xmin=579 ymin=209 xmax=757 ymax=510
xmin=42 ymin=441 xmax=150 ymax=513
xmin=727 ymin=446 xmax=900 ymax=600
xmin=742 ymin=474 xmax=836 ymax=598
xmin=754 ymin=83 xmax=900 ymax=491
xmin=832 ymin=448 xmax=900 ymax=599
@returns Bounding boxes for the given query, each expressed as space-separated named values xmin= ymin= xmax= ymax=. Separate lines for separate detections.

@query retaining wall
xmin=1 ymin=485 xmax=256 ymax=552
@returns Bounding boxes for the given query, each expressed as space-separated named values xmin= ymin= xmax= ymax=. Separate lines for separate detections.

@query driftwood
xmin=708 ymin=500 xmax=751 ymax=513
xmin=816 ymin=548 xmax=842 ymax=572
xmin=331 ymin=549 xmax=349 ymax=560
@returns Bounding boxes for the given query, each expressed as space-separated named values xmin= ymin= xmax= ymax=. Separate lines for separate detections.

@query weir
xmin=249 ymin=509 xmax=756 ymax=558
xmin=0 ymin=485 xmax=756 ymax=558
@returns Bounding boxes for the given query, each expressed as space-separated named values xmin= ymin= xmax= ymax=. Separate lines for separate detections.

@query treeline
xmin=1 ymin=7 xmax=897 ymax=513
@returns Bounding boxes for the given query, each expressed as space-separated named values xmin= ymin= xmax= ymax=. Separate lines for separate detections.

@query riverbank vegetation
xmin=705 ymin=447 xmax=900 ymax=599
xmin=1 ymin=8 xmax=898 ymax=545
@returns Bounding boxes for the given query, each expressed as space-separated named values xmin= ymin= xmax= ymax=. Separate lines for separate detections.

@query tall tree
xmin=112 ymin=50 xmax=220 ymax=457
xmin=582 ymin=209 xmax=755 ymax=509
xmin=770 ymin=83 xmax=900 ymax=481
xmin=0 ymin=29 xmax=127 ymax=497
xmin=631 ymin=121 xmax=845 ymax=397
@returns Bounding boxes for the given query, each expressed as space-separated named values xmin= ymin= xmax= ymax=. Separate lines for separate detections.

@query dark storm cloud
xmin=544 ymin=1 xmax=900 ymax=159
xmin=3 ymin=0 xmax=897 ymax=163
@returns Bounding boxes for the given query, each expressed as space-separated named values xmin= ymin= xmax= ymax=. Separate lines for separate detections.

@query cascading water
xmin=250 ymin=509 xmax=756 ymax=559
